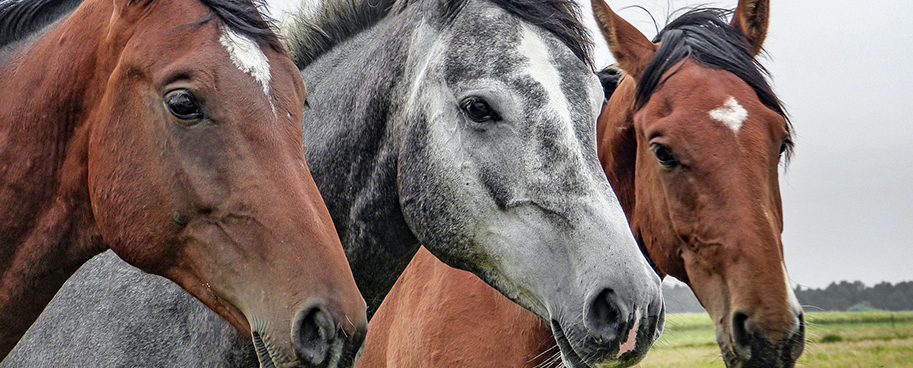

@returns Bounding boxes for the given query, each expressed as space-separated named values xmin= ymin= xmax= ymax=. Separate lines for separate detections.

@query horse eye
xmin=779 ymin=138 xmax=792 ymax=156
xmin=460 ymin=97 xmax=500 ymax=123
xmin=650 ymin=143 xmax=679 ymax=168
xmin=164 ymin=90 xmax=204 ymax=122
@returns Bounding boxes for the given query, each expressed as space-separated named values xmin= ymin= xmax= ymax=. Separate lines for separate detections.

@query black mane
xmin=465 ymin=0 xmax=593 ymax=69
xmin=0 ymin=0 xmax=280 ymax=50
xmin=597 ymin=66 xmax=622 ymax=101
xmin=288 ymin=0 xmax=592 ymax=69
xmin=199 ymin=0 xmax=281 ymax=50
xmin=0 ymin=0 xmax=82 ymax=49
xmin=635 ymin=9 xmax=793 ymax=157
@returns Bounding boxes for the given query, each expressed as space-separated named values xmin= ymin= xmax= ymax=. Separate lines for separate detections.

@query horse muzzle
xmin=252 ymin=299 xmax=367 ymax=368
xmin=552 ymin=290 xmax=665 ymax=368
xmin=722 ymin=311 xmax=805 ymax=368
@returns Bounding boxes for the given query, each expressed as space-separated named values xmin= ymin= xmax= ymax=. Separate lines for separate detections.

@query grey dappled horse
xmin=5 ymin=0 xmax=664 ymax=367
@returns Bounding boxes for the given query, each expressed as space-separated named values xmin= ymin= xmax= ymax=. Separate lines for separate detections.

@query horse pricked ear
xmin=731 ymin=0 xmax=770 ymax=56
xmin=591 ymin=0 xmax=656 ymax=80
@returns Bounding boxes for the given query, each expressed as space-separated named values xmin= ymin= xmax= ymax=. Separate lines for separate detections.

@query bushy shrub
xmin=820 ymin=333 xmax=843 ymax=343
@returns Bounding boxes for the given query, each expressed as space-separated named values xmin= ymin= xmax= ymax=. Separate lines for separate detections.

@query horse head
xmin=393 ymin=1 xmax=664 ymax=365
xmin=0 ymin=0 xmax=367 ymax=365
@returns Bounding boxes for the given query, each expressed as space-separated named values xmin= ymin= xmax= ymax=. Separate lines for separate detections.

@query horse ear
xmin=730 ymin=0 xmax=770 ymax=56
xmin=591 ymin=0 xmax=656 ymax=80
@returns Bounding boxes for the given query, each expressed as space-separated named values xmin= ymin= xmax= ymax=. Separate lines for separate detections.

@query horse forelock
xmin=447 ymin=0 xmax=593 ymax=69
xmin=198 ymin=0 xmax=281 ymax=50
xmin=634 ymin=8 xmax=794 ymax=161
xmin=286 ymin=0 xmax=592 ymax=69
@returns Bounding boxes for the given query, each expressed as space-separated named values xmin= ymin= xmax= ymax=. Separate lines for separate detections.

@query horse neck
xmin=597 ymin=77 xmax=667 ymax=277
xmin=0 ymin=0 xmax=114 ymax=198
xmin=300 ymin=14 xmax=420 ymax=317
xmin=598 ymin=77 xmax=638 ymax=220
xmin=0 ymin=0 xmax=112 ymax=354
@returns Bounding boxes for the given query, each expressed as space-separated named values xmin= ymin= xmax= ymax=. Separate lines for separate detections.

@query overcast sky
xmin=264 ymin=0 xmax=913 ymax=289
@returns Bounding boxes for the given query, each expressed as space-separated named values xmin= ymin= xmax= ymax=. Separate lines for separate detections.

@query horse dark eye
xmin=164 ymin=90 xmax=204 ymax=122
xmin=460 ymin=97 xmax=500 ymax=123
xmin=650 ymin=143 xmax=678 ymax=168
xmin=779 ymin=138 xmax=792 ymax=156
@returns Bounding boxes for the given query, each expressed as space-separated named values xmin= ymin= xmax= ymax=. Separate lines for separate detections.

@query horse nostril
xmin=585 ymin=288 xmax=630 ymax=342
xmin=789 ymin=312 xmax=807 ymax=360
xmin=292 ymin=302 xmax=338 ymax=366
xmin=731 ymin=311 xmax=752 ymax=360
xmin=650 ymin=295 xmax=666 ymax=341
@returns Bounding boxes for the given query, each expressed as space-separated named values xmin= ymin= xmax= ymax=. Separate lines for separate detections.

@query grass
xmin=636 ymin=311 xmax=913 ymax=368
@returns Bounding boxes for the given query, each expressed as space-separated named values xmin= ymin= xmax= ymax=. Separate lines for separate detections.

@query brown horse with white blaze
xmin=595 ymin=0 xmax=804 ymax=364
xmin=357 ymin=0 xmax=804 ymax=367
xmin=0 ymin=0 xmax=366 ymax=366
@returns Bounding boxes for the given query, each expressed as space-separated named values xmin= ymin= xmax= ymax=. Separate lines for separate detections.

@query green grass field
xmin=638 ymin=311 xmax=913 ymax=368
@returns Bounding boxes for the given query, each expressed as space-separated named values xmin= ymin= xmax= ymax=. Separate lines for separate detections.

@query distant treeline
xmin=795 ymin=281 xmax=913 ymax=312
xmin=661 ymin=283 xmax=705 ymax=314
xmin=661 ymin=280 xmax=913 ymax=314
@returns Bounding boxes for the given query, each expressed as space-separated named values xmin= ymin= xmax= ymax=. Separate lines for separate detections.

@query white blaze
xmin=783 ymin=262 xmax=803 ymax=335
xmin=219 ymin=26 xmax=272 ymax=100
xmin=783 ymin=263 xmax=801 ymax=312
xmin=406 ymin=25 xmax=446 ymax=107
xmin=709 ymin=96 xmax=748 ymax=133
xmin=517 ymin=25 xmax=573 ymax=125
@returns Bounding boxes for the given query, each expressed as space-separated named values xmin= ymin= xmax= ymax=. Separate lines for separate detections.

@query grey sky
xmin=264 ymin=0 xmax=913 ymax=289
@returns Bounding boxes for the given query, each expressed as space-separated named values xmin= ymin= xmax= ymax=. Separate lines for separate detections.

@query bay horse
xmin=0 ymin=0 xmax=368 ymax=366
xmin=5 ymin=0 xmax=664 ymax=367
xmin=355 ymin=0 xmax=806 ymax=367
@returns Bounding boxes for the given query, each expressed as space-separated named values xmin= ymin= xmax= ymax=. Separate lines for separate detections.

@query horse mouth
xmin=718 ymin=329 xmax=804 ymax=368
xmin=252 ymin=326 xmax=366 ymax=368
xmin=253 ymin=331 xmax=280 ymax=368
xmin=550 ymin=320 xmax=594 ymax=368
